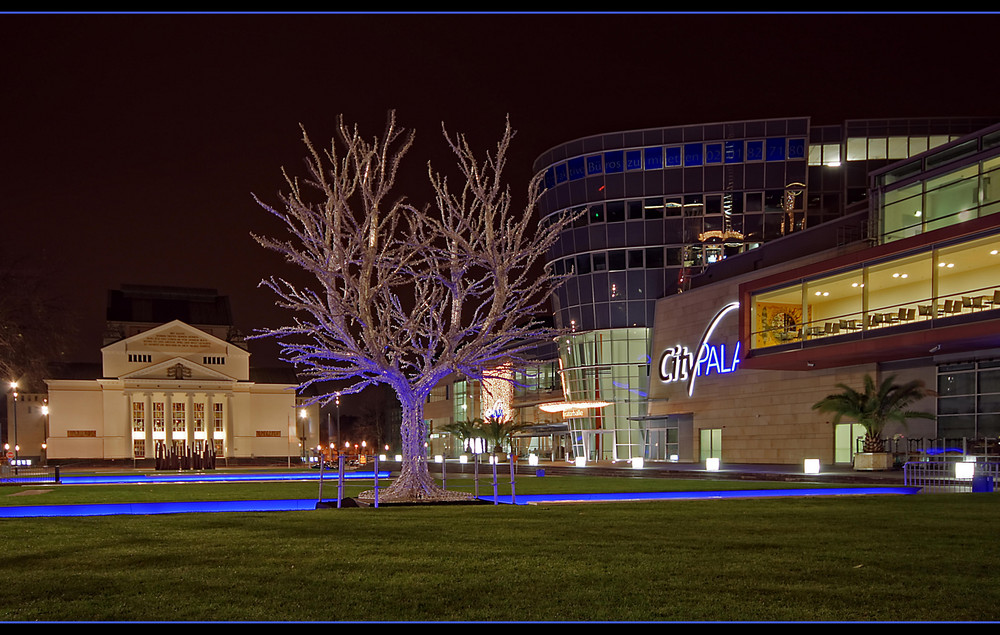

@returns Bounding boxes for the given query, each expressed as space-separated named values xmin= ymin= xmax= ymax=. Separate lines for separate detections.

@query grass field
xmin=0 ymin=472 xmax=996 ymax=622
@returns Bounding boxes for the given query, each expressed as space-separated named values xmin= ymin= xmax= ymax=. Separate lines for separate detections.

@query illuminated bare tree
xmin=254 ymin=112 xmax=574 ymax=502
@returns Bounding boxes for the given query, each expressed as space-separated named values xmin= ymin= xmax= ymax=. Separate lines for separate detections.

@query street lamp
xmin=9 ymin=382 xmax=18 ymax=461
xmin=335 ymin=393 xmax=341 ymax=452
xmin=298 ymin=408 xmax=309 ymax=460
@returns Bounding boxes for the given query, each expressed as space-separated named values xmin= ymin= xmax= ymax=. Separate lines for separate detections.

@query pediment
xmin=103 ymin=319 xmax=248 ymax=359
xmin=121 ymin=357 xmax=236 ymax=382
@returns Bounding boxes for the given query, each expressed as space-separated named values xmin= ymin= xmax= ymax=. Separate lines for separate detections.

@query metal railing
xmin=0 ymin=465 xmax=60 ymax=485
xmin=902 ymin=437 xmax=999 ymax=461
xmin=903 ymin=460 xmax=999 ymax=493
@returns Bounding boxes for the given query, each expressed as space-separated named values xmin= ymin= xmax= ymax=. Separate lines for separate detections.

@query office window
xmin=604 ymin=151 xmax=624 ymax=173
xmin=555 ymin=163 xmax=567 ymax=183
xmin=684 ymin=144 xmax=703 ymax=166
xmin=705 ymin=143 xmax=722 ymax=164
xmin=938 ymin=360 xmax=1000 ymax=437
xmin=724 ymin=140 xmax=743 ymax=163
xmin=766 ymin=137 xmax=786 ymax=161
xmin=644 ymin=147 xmax=663 ymax=170
xmin=788 ymin=138 xmax=805 ymax=159
xmin=625 ymin=150 xmax=642 ymax=171
xmin=587 ymin=155 xmax=603 ymax=175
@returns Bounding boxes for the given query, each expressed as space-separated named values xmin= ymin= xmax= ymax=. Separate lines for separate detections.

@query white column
xmin=144 ymin=393 xmax=153 ymax=457
xmin=206 ymin=393 xmax=215 ymax=447
xmin=165 ymin=393 xmax=173 ymax=448
xmin=186 ymin=392 xmax=195 ymax=450
xmin=126 ymin=392 xmax=134 ymax=458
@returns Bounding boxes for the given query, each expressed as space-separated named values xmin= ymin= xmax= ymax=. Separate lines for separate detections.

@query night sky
xmin=6 ymin=13 xmax=999 ymax=370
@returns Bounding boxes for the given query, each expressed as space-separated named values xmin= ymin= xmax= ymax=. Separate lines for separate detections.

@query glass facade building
xmin=535 ymin=116 xmax=996 ymax=462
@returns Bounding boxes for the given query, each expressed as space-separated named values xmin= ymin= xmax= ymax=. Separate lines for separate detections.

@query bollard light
xmin=434 ymin=454 xmax=444 ymax=463
xmin=670 ymin=454 xmax=679 ymax=462
xmin=394 ymin=454 xmax=402 ymax=462
xmin=956 ymin=462 xmax=975 ymax=480
xmin=632 ymin=457 xmax=644 ymax=469
xmin=528 ymin=454 xmax=539 ymax=466
xmin=459 ymin=455 xmax=468 ymax=464
xmin=804 ymin=458 xmax=820 ymax=474
xmin=706 ymin=457 xmax=720 ymax=471
xmin=574 ymin=456 xmax=586 ymax=467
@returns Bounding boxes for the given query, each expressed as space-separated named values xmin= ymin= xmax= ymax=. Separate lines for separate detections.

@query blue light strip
xmin=483 ymin=487 xmax=921 ymax=505
xmin=0 ymin=486 xmax=922 ymax=518
xmin=59 ymin=471 xmax=389 ymax=485
xmin=0 ymin=499 xmax=321 ymax=518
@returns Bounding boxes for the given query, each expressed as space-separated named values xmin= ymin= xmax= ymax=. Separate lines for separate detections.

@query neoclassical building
xmin=45 ymin=287 xmax=318 ymax=463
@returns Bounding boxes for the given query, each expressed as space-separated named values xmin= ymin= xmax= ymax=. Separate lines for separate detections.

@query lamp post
xmin=335 ymin=393 xmax=341 ymax=452
xmin=41 ymin=403 xmax=49 ymax=467
xmin=298 ymin=408 xmax=309 ymax=462
xmin=9 ymin=382 xmax=18 ymax=462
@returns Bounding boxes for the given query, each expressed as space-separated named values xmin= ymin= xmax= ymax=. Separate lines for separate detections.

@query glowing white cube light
xmin=706 ymin=457 xmax=721 ymax=471
xmin=459 ymin=455 xmax=469 ymax=464
xmin=394 ymin=454 xmax=402 ymax=462
xmin=631 ymin=457 xmax=644 ymax=469
xmin=670 ymin=454 xmax=679 ymax=462
xmin=434 ymin=455 xmax=443 ymax=463
xmin=804 ymin=458 xmax=821 ymax=474
xmin=956 ymin=461 xmax=975 ymax=480
xmin=528 ymin=454 xmax=539 ymax=466
xmin=378 ymin=454 xmax=387 ymax=461
xmin=574 ymin=456 xmax=587 ymax=467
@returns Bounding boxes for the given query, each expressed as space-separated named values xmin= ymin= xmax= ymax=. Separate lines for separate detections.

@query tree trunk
xmin=863 ymin=431 xmax=885 ymax=453
xmin=358 ymin=395 xmax=473 ymax=503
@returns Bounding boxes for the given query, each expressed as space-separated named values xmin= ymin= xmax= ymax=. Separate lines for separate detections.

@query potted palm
xmin=479 ymin=415 xmax=528 ymax=463
xmin=812 ymin=374 xmax=934 ymax=470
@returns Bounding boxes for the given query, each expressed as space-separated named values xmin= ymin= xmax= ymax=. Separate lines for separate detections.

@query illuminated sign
xmin=658 ymin=302 xmax=740 ymax=396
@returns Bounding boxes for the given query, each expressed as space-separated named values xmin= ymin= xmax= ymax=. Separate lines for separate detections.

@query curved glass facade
xmin=535 ymin=116 xmax=996 ymax=462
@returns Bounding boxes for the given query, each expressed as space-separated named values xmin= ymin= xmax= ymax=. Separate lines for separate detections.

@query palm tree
xmin=812 ymin=374 xmax=934 ymax=453
xmin=478 ymin=415 xmax=529 ymax=459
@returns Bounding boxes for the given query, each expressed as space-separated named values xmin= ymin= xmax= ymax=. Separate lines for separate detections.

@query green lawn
xmin=0 ymin=473 xmax=996 ymax=622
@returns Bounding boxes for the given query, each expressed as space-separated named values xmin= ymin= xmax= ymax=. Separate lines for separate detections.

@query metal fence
xmin=903 ymin=460 xmax=999 ymax=493
xmin=0 ymin=465 xmax=60 ymax=485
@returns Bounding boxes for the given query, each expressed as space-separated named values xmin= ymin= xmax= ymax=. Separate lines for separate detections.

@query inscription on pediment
xmin=142 ymin=330 xmax=211 ymax=350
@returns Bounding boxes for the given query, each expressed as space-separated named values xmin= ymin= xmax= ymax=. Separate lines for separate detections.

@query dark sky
xmin=6 ymin=12 xmax=999 ymax=367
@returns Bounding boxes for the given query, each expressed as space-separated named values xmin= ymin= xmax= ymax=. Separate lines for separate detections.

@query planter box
xmin=854 ymin=452 xmax=893 ymax=471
